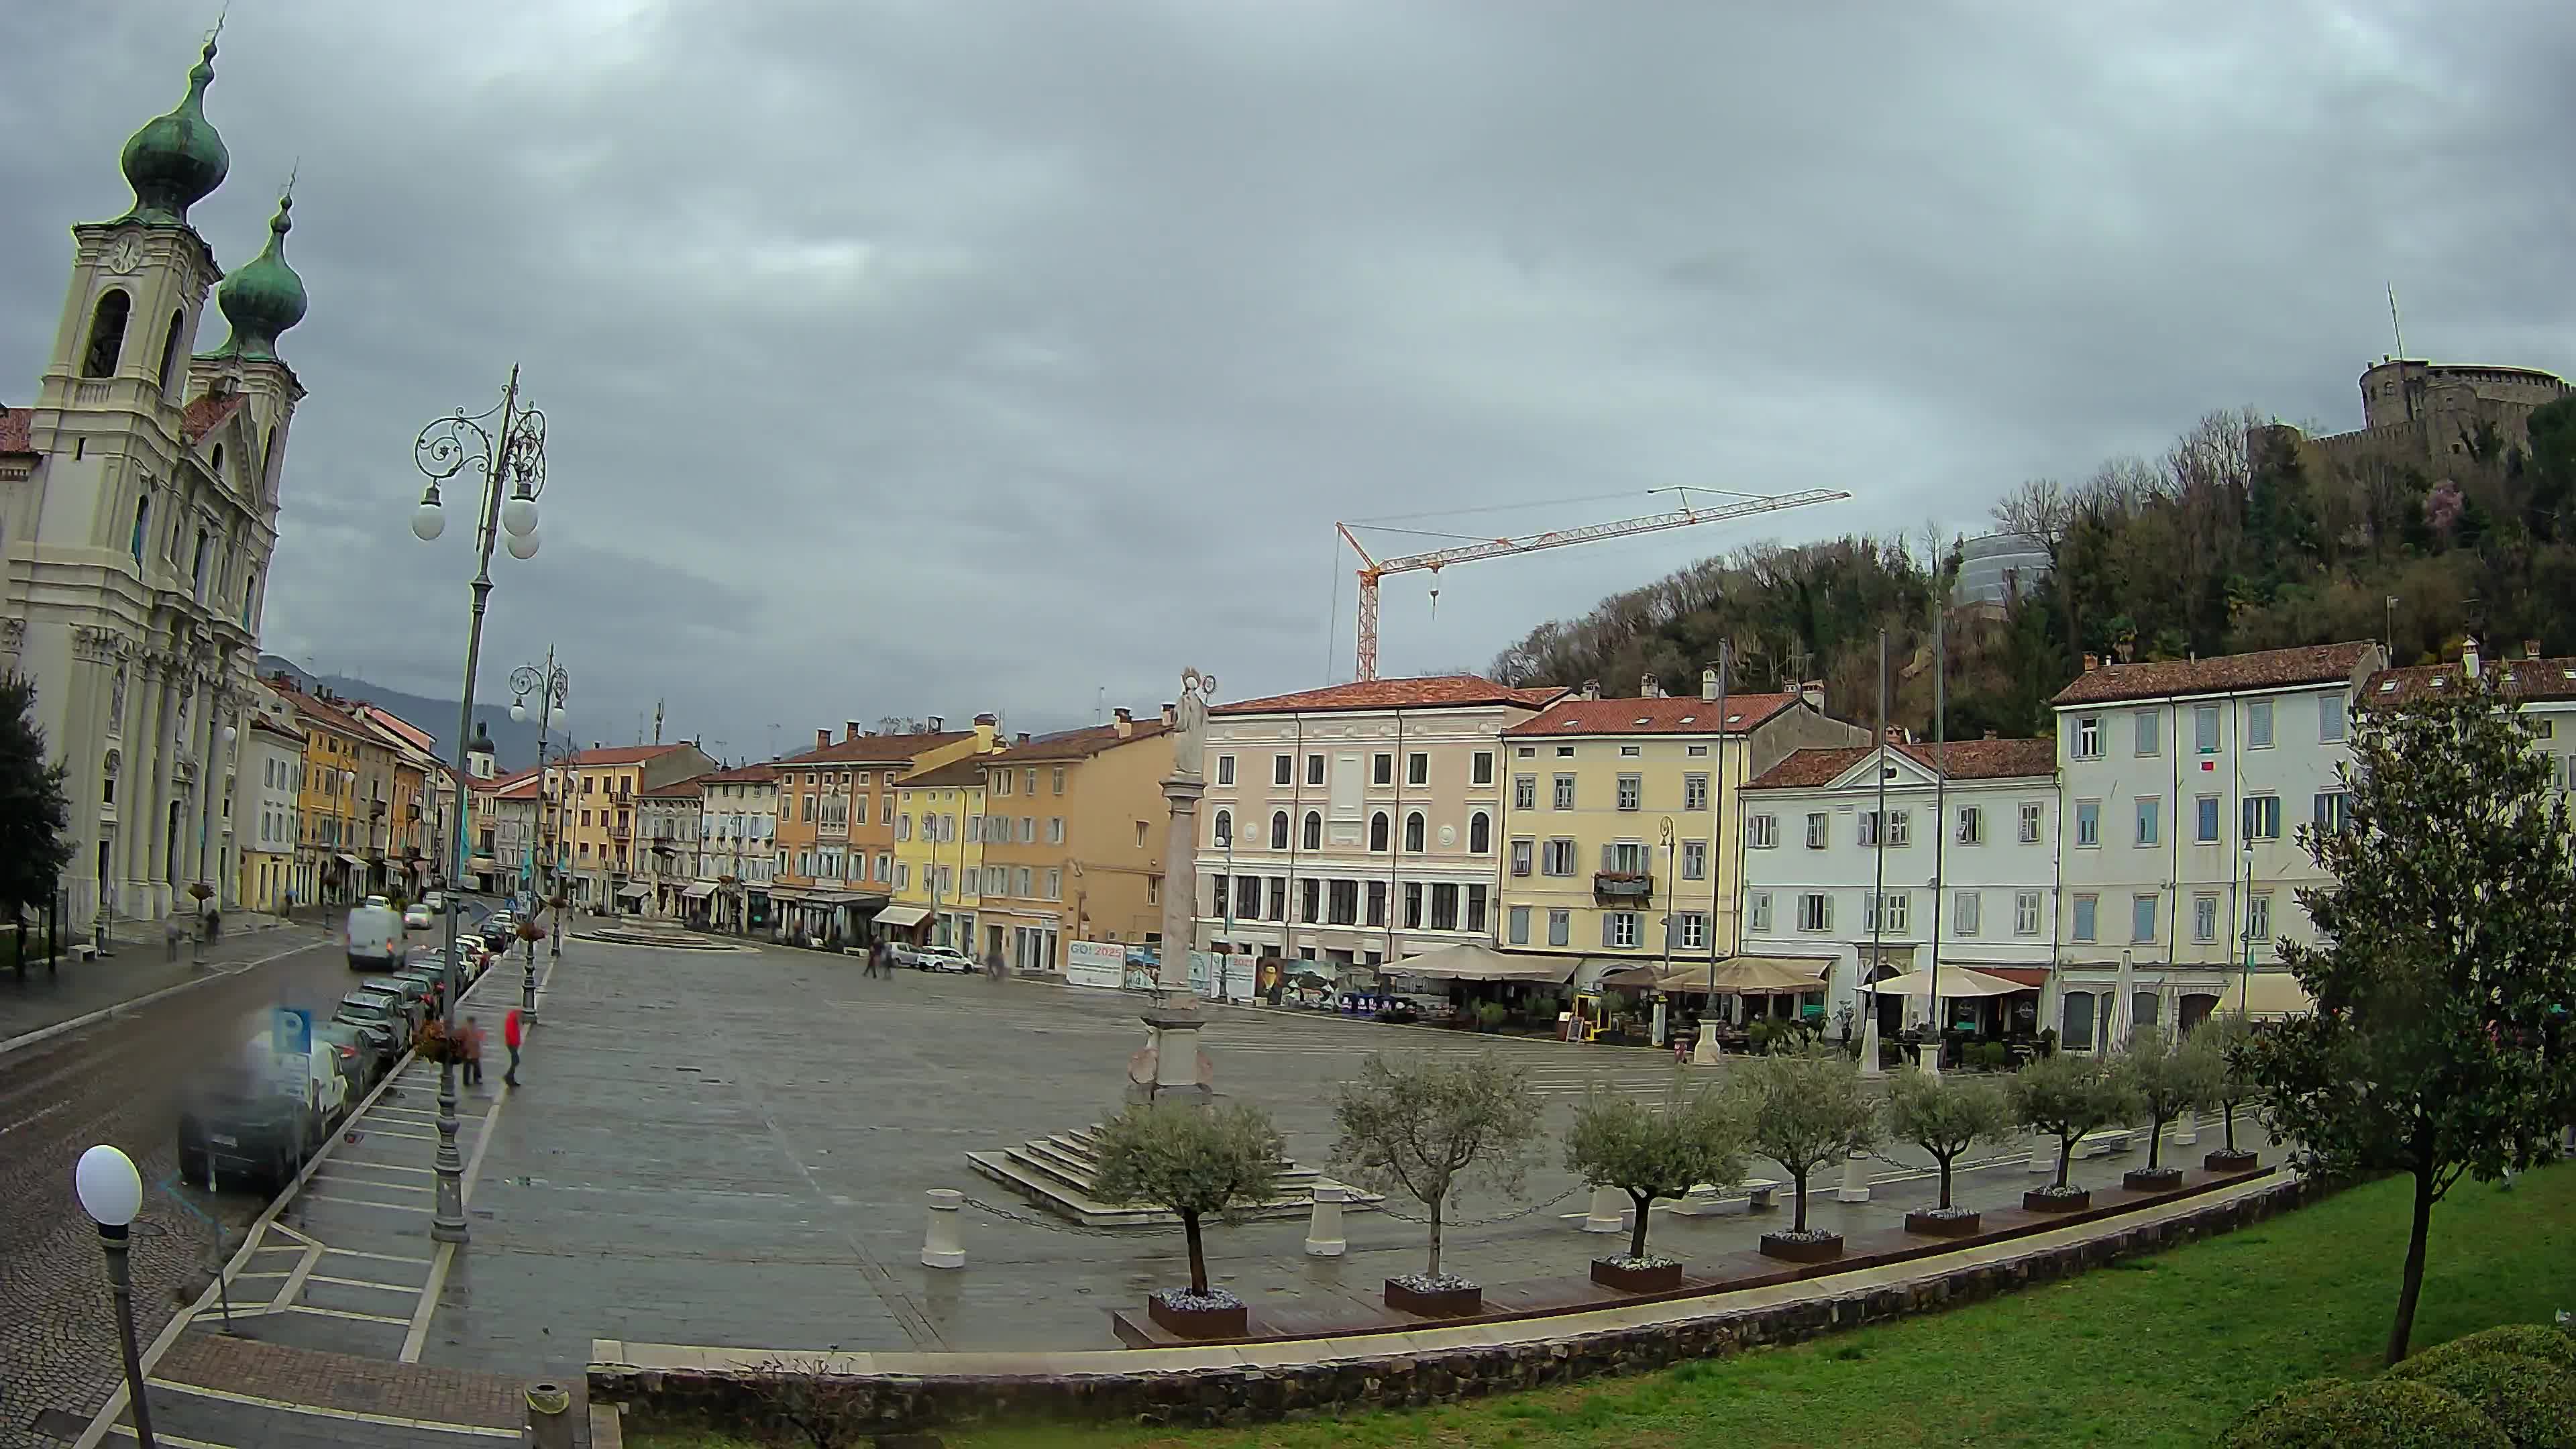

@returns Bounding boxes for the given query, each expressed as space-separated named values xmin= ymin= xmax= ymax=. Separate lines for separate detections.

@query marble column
xmin=1134 ymin=669 xmax=1216 ymax=1106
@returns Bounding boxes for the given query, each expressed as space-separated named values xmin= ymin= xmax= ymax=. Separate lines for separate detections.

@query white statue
xmin=1172 ymin=667 xmax=1217 ymax=780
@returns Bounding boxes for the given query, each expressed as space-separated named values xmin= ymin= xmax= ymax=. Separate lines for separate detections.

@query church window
xmin=82 ymin=290 xmax=131 ymax=378
xmin=211 ymin=443 xmax=225 ymax=480
xmin=155 ymin=311 xmax=184 ymax=396
xmin=129 ymin=497 xmax=149 ymax=567
xmin=193 ymin=528 xmax=210 ymax=596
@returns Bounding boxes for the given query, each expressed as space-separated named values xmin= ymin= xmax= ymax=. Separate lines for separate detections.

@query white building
xmin=1 ymin=39 xmax=309 ymax=925
xmin=2367 ymin=637 xmax=2576 ymax=792
xmin=2049 ymin=641 xmax=2383 ymax=1047
xmin=638 ymin=775 xmax=705 ymax=917
xmin=235 ymin=712 xmax=302 ymax=910
xmin=695 ymin=763 xmax=778 ymax=932
xmin=1196 ymin=675 xmax=1562 ymax=979
xmin=1737 ymin=737 xmax=2060 ymax=1038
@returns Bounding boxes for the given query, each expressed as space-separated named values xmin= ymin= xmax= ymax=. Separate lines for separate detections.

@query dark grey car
xmin=334 ymin=988 xmax=411 ymax=1051
xmin=362 ymin=976 xmax=433 ymax=1034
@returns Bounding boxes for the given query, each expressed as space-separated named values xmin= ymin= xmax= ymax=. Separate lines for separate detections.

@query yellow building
xmin=547 ymin=743 xmax=718 ymax=910
xmin=970 ymin=708 xmax=1173 ymax=972
xmin=767 ymin=718 xmax=993 ymax=947
xmin=1494 ymin=682 xmax=1864 ymax=966
xmin=890 ymin=755 xmax=991 ymax=951
xmin=262 ymin=678 xmax=376 ymax=905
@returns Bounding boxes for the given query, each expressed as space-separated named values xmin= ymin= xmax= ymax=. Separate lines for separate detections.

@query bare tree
xmin=1991 ymin=477 xmax=2074 ymax=558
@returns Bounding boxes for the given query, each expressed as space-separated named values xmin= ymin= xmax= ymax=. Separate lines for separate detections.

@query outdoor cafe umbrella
xmin=2110 ymin=951 xmax=2137 ymax=1053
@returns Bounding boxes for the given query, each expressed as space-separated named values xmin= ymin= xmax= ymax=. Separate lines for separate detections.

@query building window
xmin=1302 ymin=810 xmax=1322 ymax=850
xmin=1369 ymin=812 xmax=1389 ymax=852
xmin=2061 ymin=991 xmax=2096 ymax=1053
xmin=1748 ymin=891 xmax=1772 ymax=932
xmin=1675 ymin=912 xmax=1708 ymax=951
xmin=2075 ymin=799 xmax=2100 ymax=847
xmin=1603 ymin=911 xmax=1640 ymax=948
xmin=1366 ymin=879 xmax=1387 ymax=926
xmin=1307 ymin=753 xmax=1326 ymax=786
xmin=1373 ymin=752 xmax=1393 ymax=786
xmin=2320 ymin=694 xmax=2347 ymax=743
xmin=2194 ymin=704 xmax=2220 ymax=754
xmin=2192 ymin=893 xmax=2219 ymax=944
xmin=1683 ymin=773 xmax=1709 ymax=810
xmin=2134 ymin=796 xmax=2159 ymax=847
xmin=1468 ymin=811 xmax=1491 ymax=853
xmin=1430 ymin=882 xmax=1459 ymax=930
xmin=2242 ymin=794 xmax=2282 ymax=841
xmin=1513 ymin=775 xmax=1536 ymax=809
xmin=1680 ymin=839 xmax=1707 ymax=880
xmin=1796 ymin=892 xmax=1832 ymax=932
xmin=1864 ymin=891 xmax=1909 ymax=934
xmin=130 ymin=496 xmax=150 ymax=566
xmin=1805 ymin=812 xmax=1829 ymax=849
xmin=2073 ymin=714 xmax=2101 ymax=759
xmin=1148 ymin=877 xmax=1161 ymax=906
xmin=82 ymin=288 xmax=131 ymax=378
xmin=1215 ymin=755 xmax=1234 ymax=786
xmin=1471 ymin=751 xmax=1494 ymax=786
xmin=2132 ymin=894 xmax=2158 ymax=943
xmin=1328 ymin=879 xmax=1358 ymax=925
xmin=2247 ymin=700 xmax=2274 ymax=749
xmin=1547 ymin=908 xmax=1570 ymax=947
xmin=1604 ymin=840 xmax=1648 ymax=873
xmin=1052 ymin=767 xmax=1066 ymax=794
xmin=1617 ymin=774 xmax=1641 ymax=811
xmin=1954 ymin=890 xmax=1981 ymax=936
xmin=2014 ymin=890 xmax=2041 ymax=936
xmin=1542 ymin=838 xmax=1576 ymax=875
xmin=1403 ymin=811 xmax=1426 ymax=853
xmin=1508 ymin=905 xmax=1531 ymax=945
xmin=2072 ymin=893 xmax=2098 ymax=943
xmin=2135 ymin=710 xmax=2159 ymax=757
xmin=2019 ymin=801 xmax=2043 ymax=843
xmin=1552 ymin=775 xmax=1575 ymax=810
xmin=1044 ymin=869 xmax=1061 ymax=900
xmin=1236 ymin=875 xmax=1259 ymax=918
xmin=1270 ymin=811 xmax=1289 ymax=849
xmin=1747 ymin=813 xmax=1776 ymax=849
xmin=1402 ymin=881 xmax=1422 ymax=928
xmin=1273 ymin=754 xmax=1292 ymax=786
xmin=2246 ymin=891 xmax=2273 ymax=945
xmin=2196 ymin=794 xmax=2221 ymax=843
xmin=1955 ymin=805 xmax=1982 ymax=845
xmin=1509 ymin=839 xmax=1533 ymax=876
xmin=1212 ymin=809 xmax=1232 ymax=848
xmin=2313 ymin=790 xmax=2349 ymax=833
xmin=1860 ymin=810 xmax=1909 ymax=847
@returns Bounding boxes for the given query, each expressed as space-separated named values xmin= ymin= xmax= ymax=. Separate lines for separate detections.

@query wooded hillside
xmin=1488 ymin=397 xmax=2576 ymax=739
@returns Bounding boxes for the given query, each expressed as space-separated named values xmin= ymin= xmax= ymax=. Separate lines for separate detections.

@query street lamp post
xmin=409 ymin=366 xmax=549 ymax=1246
xmin=511 ymin=652 xmax=568 ymax=1020
xmin=74 ymin=1144 xmax=156 ymax=1448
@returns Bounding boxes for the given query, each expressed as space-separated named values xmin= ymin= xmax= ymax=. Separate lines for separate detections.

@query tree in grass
xmin=2238 ymin=673 xmax=2576 ymax=1365
xmin=1328 ymin=1053 xmax=1544 ymax=1284
xmin=2193 ymin=1014 xmax=2264 ymax=1160
xmin=1731 ymin=1044 xmax=1881 ymax=1234
xmin=1090 ymin=1099 xmax=1284 ymax=1301
xmin=1884 ymin=1066 xmax=2013 ymax=1211
xmin=1562 ymin=1085 xmax=1748 ymax=1263
xmin=0 ymin=674 xmax=74 ymax=973
xmin=2009 ymin=1051 xmax=2137 ymax=1191
xmin=2112 ymin=1035 xmax=2222 ymax=1175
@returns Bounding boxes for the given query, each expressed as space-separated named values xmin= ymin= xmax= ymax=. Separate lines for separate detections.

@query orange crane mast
xmin=1337 ymin=487 xmax=1851 ymax=681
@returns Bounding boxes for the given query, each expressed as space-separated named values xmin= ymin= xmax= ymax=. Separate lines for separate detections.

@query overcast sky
xmin=8 ymin=1 xmax=2573 ymax=759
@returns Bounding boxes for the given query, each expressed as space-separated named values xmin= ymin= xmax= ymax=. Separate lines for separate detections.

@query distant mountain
xmin=256 ymin=656 xmax=584 ymax=774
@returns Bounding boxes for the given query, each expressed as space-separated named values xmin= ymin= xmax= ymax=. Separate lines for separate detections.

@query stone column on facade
xmin=113 ymin=656 xmax=156 ymax=917
xmin=1133 ymin=669 xmax=1216 ymax=1106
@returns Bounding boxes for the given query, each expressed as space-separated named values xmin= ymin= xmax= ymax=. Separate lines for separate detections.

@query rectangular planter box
xmin=1902 ymin=1210 xmax=1982 ymax=1238
xmin=1589 ymin=1258 xmax=1685 ymax=1293
xmin=1146 ymin=1294 xmax=1247 ymax=1339
xmin=2123 ymin=1167 xmax=2184 ymax=1192
xmin=1758 ymin=1232 xmax=1845 ymax=1264
xmin=2204 ymin=1149 xmax=2259 ymax=1173
xmin=2024 ymin=1187 xmax=2092 ymax=1214
xmin=1383 ymin=1279 xmax=1483 ymax=1317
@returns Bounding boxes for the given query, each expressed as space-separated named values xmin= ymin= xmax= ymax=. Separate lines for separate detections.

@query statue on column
xmin=1171 ymin=667 xmax=1216 ymax=781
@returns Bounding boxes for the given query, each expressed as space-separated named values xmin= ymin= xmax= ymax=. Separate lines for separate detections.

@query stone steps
xmin=965 ymin=1121 xmax=1373 ymax=1228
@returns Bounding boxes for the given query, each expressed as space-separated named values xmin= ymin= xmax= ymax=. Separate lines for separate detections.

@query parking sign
xmin=272 ymin=1006 xmax=311 ymax=1061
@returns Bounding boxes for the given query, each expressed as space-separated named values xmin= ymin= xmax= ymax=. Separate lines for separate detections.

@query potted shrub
xmin=1563 ymin=1085 xmax=1748 ymax=1292
xmin=1474 ymin=1001 xmax=1509 ymax=1034
xmin=2195 ymin=1015 xmax=2263 ymax=1171
xmin=2009 ymin=1052 xmax=2137 ymax=1212
xmin=1887 ymin=1066 xmax=2012 ymax=1236
xmin=1090 ymin=1098 xmax=1285 ymax=1340
xmin=1329 ymin=1053 xmax=1544 ymax=1317
xmin=1734 ymin=1044 xmax=1880 ymax=1262
xmin=2112 ymin=1035 xmax=2220 ymax=1191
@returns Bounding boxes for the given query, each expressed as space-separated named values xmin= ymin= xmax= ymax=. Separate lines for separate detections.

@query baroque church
xmin=0 ymin=35 xmax=308 ymax=926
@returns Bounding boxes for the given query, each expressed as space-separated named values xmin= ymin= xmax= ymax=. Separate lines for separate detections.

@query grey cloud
xmin=7 ymin=0 xmax=2575 ymax=753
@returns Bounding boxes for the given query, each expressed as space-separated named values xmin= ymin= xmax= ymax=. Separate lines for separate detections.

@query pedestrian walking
xmin=985 ymin=947 xmax=1006 ymax=982
xmin=502 ymin=1006 xmax=524 ymax=1087
xmin=461 ymin=1015 xmax=485 ymax=1087
xmin=863 ymin=941 xmax=883 ymax=979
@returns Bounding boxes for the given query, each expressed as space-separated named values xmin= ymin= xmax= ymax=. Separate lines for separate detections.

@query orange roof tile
xmin=696 ymin=762 xmax=780 ymax=784
xmin=0 ymin=405 xmax=33 ymax=456
xmin=775 ymin=731 xmax=973 ymax=766
xmin=559 ymin=743 xmax=690 ymax=767
xmin=1213 ymin=675 xmax=1564 ymax=716
xmin=1503 ymin=693 xmax=1803 ymax=738
xmin=1746 ymin=737 xmax=2058 ymax=790
xmin=180 ymin=392 xmax=246 ymax=444
xmin=2365 ymin=655 xmax=2576 ymax=706
xmin=641 ymin=775 xmax=708 ymax=798
xmin=899 ymin=757 xmax=993 ymax=790
xmin=2051 ymin=642 xmax=2378 ymax=706
xmin=981 ymin=719 xmax=1171 ymax=763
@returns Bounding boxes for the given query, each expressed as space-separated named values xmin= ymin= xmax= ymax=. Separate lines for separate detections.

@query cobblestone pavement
xmin=0 ymin=905 xmax=489 ymax=1449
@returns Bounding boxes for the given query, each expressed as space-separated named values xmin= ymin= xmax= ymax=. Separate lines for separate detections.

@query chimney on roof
xmin=1016 ymin=732 xmax=1031 ymax=745
xmin=1799 ymin=680 xmax=1826 ymax=713
xmin=2526 ymin=639 xmax=2544 ymax=661
xmin=1113 ymin=707 xmax=1134 ymax=738
xmin=1580 ymin=678 xmax=1601 ymax=701
xmin=1984 ymin=729 xmax=1998 ymax=741
xmin=2082 ymin=652 xmax=2100 ymax=673
xmin=926 ymin=715 xmax=944 ymax=732
xmin=1885 ymin=725 xmax=1905 ymax=744
xmin=845 ymin=720 xmax=861 ymax=742
xmin=816 ymin=728 xmax=830 ymax=750
xmin=974 ymin=712 xmax=997 ymax=725
xmin=1700 ymin=667 xmax=1719 ymax=702
xmin=1638 ymin=676 xmax=1661 ymax=698
xmin=2463 ymin=635 xmax=2481 ymax=680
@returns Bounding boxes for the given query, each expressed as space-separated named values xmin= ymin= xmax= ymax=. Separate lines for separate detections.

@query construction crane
xmin=1337 ymin=486 xmax=1851 ymax=681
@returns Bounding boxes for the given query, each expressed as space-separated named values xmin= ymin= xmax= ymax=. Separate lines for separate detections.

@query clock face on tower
xmin=105 ymin=233 xmax=144 ymax=275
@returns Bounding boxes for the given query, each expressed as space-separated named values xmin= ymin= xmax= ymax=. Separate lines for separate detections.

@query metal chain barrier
xmin=1372 ymin=1183 xmax=1581 ymax=1228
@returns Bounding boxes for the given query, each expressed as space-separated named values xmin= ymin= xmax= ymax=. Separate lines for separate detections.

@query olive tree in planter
xmin=1885 ymin=1066 xmax=2013 ymax=1237
xmin=1328 ymin=1052 xmax=1544 ymax=1317
xmin=1562 ymin=1085 xmax=1748 ymax=1291
xmin=2008 ymin=1051 xmax=2138 ymax=1212
xmin=2112 ymin=1036 xmax=2221 ymax=1190
xmin=2194 ymin=1015 xmax=2263 ymax=1171
xmin=1733 ymin=1045 xmax=1880 ymax=1262
xmin=1090 ymin=1098 xmax=1285 ymax=1339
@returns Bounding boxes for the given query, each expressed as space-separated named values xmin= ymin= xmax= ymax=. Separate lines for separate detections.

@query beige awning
xmin=1866 ymin=966 xmax=2025 ymax=999
xmin=1605 ymin=955 xmax=1831 ymax=996
xmin=1385 ymin=943 xmax=1581 ymax=984
xmin=2224 ymin=971 xmax=2314 ymax=1018
xmin=873 ymin=904 xmax=932 ymax=928
xmin=680 ymin=881 xmax=717 ymax=900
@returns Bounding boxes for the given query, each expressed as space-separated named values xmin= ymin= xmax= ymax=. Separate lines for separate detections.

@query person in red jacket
xmin=503 ymin=1007 xmax=524 ymax=1087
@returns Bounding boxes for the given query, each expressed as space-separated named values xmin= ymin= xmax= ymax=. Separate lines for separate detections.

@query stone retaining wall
xmin=597 ymin=1176 xmax=2321 ymax=1436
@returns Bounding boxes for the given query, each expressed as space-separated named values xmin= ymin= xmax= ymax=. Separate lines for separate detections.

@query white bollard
xmin=2174 ymin=1110 xmax=2198 ymax=1147
xmin=2029 ymin=1134 xmax=2057 ymax=1175
xmin=1834 ymin=1151 xmax=1871 ymax=1203
xmin=921 ymin=1189 xmax=965 ymax=1269
xmin=1582 ymin=1183 xmax=1626 ymax=1233
xmin=1303 ymin=1183 xmax=1348 ymax=1257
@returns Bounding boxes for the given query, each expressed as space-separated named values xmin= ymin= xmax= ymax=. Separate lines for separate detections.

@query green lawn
xmin=636 ymin=1163 xmax=2573 ymax=1449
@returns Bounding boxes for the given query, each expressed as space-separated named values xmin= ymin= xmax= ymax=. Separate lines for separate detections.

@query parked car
xmin=451 ymin=937 xmax=490 ymax=975
xmin=176 ymin=1063 xmax=318 ymax=1195
xmin=362 ymin=976 xmax=434 ymax=1034
xmin=480 ymin=913 xmax=518 ymax=949
xmin=914 ymin=948 xmax=977 ymax=974
xmin=393 ymin=965 xmax=450 ymax=1017
xmin=423 ymin=890 xmax=447 ymax=914
xmin=243 ymin=1028 xmax=354 ymax=1131
xmin=315 ymin=1018 xmax=393 ymax=1090
xmin=333 ymin=988 xmax=411 ymax=1049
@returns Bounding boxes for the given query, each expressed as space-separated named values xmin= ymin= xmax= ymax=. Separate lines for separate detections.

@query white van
xmin=346 ymin=903 xmax=402 ymax=972
xmin=244 ymin=1029 xmax=353 ymax=1130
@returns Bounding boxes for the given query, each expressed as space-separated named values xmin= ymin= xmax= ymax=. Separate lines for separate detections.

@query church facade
xmin=0 ymin=35 xmax=310 ymax=926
